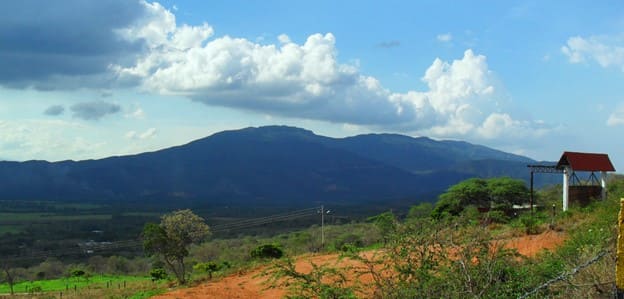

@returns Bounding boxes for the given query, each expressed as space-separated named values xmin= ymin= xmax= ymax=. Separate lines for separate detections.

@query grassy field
xmin=0 ymin=212 xmax=112 ymax=222
xmin=0 ymin=275 xmax=165 ymax=298
xmin=122 ymin=212 xmax=162 ymax=217
xmin=0 ymin=225 xmax=23 ymax=235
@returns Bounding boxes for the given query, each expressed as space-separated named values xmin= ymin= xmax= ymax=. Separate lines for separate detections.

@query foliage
xmin=406 ymin=202 xmax=434 ymax=220
xmin=149 ymin=268 xmax=167 ymax=281
xmin=251 ymin=244 xmax=284 ymax=259
xmin=69 ymin=268 xmax=86 ymax=278
xmin=0 ymin=275 xmax=152 ymax=294
xmin=486 ymin=210 xmax=510 ymax=224
xmin=344 ymin=217 xmax=549 ymax=298
xmin=488 ymin=177 xmax=530 ymax=209
xmin=432 ymin=177 xmax=529 ymax=218
xmin=0 ymin=263 xmax=16 ymax=295
xmin=128 ymin=288 xmax=166 ymax=299
xmin=262 ymin=257 xmax=357 ymax=299
xmin=519 ymin=214 xmax=540 ymax=235
xmin=332 ymin=233 xmax=364 ymax=252
xmin=367 ymin=211 xmax=398 ymax=243
xmin=193 ymin=262 xmax=220 ymax=279
xmin=1 ymin=175 xmax=621 ymax=297
xmin=431 ymin=196 xmax=463 ymax=219
xmin=142 ymin=209 xmax=210 ymax=284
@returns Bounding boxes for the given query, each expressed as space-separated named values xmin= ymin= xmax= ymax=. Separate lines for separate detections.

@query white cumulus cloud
xmin=113 ymin=2 xmax=548 ymax=140
xmin=562 ymin=35 xmax=624 ymax=70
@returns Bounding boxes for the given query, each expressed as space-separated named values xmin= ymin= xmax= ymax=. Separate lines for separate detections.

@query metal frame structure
xmin=527 ymin=164 xmax=562 ymax=215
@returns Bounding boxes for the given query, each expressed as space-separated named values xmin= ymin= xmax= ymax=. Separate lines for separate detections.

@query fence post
xmin=617 ymin=198 xmax=624 ymax=298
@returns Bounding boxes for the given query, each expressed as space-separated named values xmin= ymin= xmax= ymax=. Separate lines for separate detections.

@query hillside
xmin=0 ymin=126 xmax=553 ymax=207
xmin=153 ymin=231 xmax=567 ymax=299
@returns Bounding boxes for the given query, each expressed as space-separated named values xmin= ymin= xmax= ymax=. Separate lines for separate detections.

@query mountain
xmin=0 ymin=126 xmax=555 ymax=208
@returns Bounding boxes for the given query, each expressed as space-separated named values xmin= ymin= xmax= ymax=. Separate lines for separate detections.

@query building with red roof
xmin=556 ymin=151 xmax=615 ymax=211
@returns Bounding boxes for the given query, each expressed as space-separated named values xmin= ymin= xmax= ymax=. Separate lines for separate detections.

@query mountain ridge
xmin=0 ymin=125 xmax=552 ymax=207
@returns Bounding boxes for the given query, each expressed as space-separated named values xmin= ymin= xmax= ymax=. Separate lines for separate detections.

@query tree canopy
xmin=432 ymin=177 xmax=529 ymax=218
xmin=142 ymin=209 xmax=210 ymax=284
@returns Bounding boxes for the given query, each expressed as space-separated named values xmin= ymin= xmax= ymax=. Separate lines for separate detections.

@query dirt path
xmin=151 ymin=253 xmax=343 ymax=299
xmin=152 ymin=230 xmax=566 ymax=299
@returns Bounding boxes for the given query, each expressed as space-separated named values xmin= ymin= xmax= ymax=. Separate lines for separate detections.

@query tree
xmin=142 ymin=209 xmax=210 ymax=284
xmin=487 ymin=177 xmax=529 ymax=211
xmin=432 ymin=177 xmax=529 ymax=218
xmin=0 ymin=261 xmax=16 ymax=295
xmin=407 ymin=202 xmax=434 ymax=220
xmin=367 ymin=211 xmax=398 ymax=243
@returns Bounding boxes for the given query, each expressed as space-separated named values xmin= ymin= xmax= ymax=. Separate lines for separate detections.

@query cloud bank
xmin=0 ymin=0 xmax=147 ymax=89
xmin=70 ymin=101 xmax=121 ymax=120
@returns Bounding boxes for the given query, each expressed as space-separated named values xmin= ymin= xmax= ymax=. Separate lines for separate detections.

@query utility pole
xmin=530 ymin=170 xmax=534 ymax=217
xmin=321 ymin=205 xmax=325 ymax=249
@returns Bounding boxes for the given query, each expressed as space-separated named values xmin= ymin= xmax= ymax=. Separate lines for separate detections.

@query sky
xmin=2 ymin=0 xmax=624 ymax=170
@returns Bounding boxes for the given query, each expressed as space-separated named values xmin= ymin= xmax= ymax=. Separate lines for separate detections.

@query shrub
xmin=193 ymin=262 xmax=220 ymax=279
xmin=69 ymin=268 xmax=86 ymax=278
xmin=221 ymin=261 xmax=231 ymax=269
xmin=250 ymin=244 xmax=284 ymax=259
xmin=520 ymin=214 xmax=540 ymax=235
xmin=333 ymin=233 xmax=364 ymax=252
xmin=262 ymin=258 xmax=357 ymax=299
xmin=150 ymin=268 xmax=168 ymax=281
xmin=487 ymin=210 xmax=510 ymax=224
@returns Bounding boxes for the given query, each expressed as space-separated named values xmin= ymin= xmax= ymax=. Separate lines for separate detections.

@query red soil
xmin=152 ymin=230 xmax=566 ymax=299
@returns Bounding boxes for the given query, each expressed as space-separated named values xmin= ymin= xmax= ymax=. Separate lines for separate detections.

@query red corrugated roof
xmin=557 ymin=151 xmax=615 ymax=172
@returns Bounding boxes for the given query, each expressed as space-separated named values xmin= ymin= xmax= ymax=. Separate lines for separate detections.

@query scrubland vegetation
xmin=1 ymin=175 xmax=622 ymax=298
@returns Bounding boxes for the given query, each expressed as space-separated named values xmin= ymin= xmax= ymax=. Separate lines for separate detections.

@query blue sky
xmin=2 ymin=0 xmax=624 ymax=170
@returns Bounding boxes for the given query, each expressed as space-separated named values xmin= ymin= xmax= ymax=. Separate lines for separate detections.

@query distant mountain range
xmin=0 ymin=126 xmax=557 ymax=207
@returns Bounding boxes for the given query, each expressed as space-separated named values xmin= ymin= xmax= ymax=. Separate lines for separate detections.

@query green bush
xmin=193 ymin=262 xmax=220 ymax=279
xmin=486 ymin=210 xmax=510 ymax=224
xmin=69 ymin=268 xmax=86 ymax=278
xmin=520 ymin=214 xmax=540 ymax=235
xmin=332 ymin=233 xmax=364 ymax=252
xmin=149 ymin=268 xmax=167 ymax=281
xmin=250 ymin=244 xmax=284 ymax=259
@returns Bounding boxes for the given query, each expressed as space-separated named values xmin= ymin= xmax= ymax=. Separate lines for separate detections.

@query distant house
xmin=557 ymin=151 xmax=615 ymax=211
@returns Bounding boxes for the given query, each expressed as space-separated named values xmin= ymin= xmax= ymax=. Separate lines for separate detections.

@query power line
xmin=211 ymin=207 xmax=319 ymax=232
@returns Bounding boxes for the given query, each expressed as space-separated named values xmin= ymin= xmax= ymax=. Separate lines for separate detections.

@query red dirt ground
xmin=152 ymin=230 xmax=566 ymax=299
